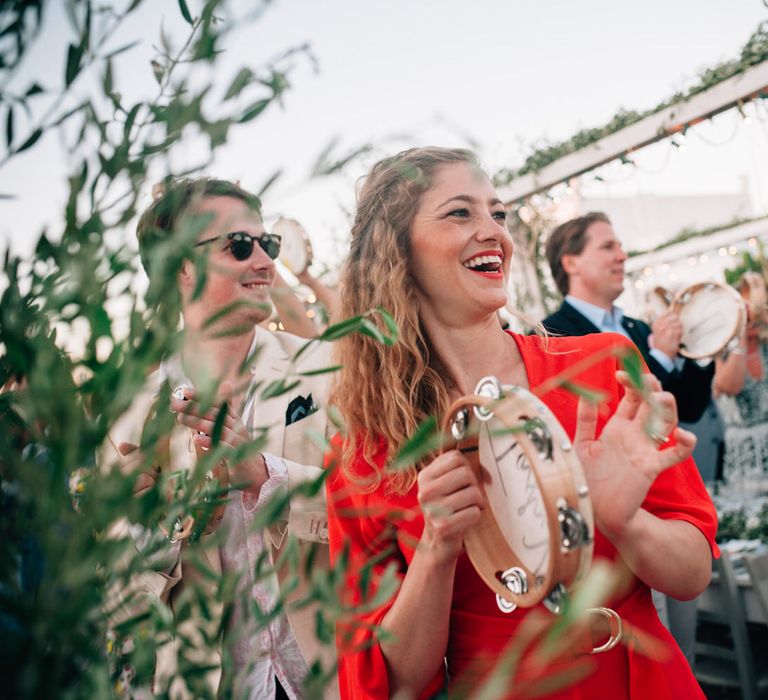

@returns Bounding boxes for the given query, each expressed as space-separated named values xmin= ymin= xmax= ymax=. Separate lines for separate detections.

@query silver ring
xmin=172 ymin=384 xmax=191 ymax=401
xmin=648 ymin=431 xmax=670 ymax=447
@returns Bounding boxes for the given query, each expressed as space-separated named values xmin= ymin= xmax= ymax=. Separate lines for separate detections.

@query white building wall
xmin=581 ymin=190 xmax=753 ymax=252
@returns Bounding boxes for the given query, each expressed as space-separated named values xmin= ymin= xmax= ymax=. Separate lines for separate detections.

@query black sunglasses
xmin=195 ymin=231 xmax=281 ymax=261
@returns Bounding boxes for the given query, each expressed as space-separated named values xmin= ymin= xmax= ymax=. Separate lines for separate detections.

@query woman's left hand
xmin=573 ymin=371 xmax=696 ymax=541
xmin=170 ymin=385 xmax=268 ymax=495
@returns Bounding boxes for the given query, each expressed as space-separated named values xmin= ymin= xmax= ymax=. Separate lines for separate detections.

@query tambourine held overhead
xmin=272 ymin=216 xmax=314 ymax=276
xmin=442 ymin=376 xmax=593 ymax=613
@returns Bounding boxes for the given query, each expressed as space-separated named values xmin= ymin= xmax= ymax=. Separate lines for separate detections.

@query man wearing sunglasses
xmin=105 ymin=179 xmax=338 ymax=700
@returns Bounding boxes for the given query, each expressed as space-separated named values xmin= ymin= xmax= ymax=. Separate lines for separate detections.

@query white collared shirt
xmin=565 ymin=295 xmax=678 ymax=372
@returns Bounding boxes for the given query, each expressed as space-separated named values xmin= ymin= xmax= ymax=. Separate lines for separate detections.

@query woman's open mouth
xmin=463 ymin=252 xmax=503 ymax=276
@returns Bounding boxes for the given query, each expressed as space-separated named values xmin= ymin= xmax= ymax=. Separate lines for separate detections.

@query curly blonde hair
xmin=331 ymin=147 xmax=482 ymax=494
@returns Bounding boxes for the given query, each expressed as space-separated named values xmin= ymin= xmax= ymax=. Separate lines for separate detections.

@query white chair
xmin=695 ymin=550 xmax=768 ymax=699
xmin=744 ymin=553 xmax=768 ymax=624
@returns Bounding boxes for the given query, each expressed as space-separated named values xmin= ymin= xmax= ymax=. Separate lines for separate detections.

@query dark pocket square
xmin=285 ymin=393 xmax=317 ymax=426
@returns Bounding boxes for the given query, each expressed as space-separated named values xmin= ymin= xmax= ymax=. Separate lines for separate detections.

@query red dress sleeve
xmin=326 ymin=333 xmax=719 ymax=700
xmin=325 ymin=437 xmax=443 ymax=700
xmin=512 ymin=332 xmax=718 ymax=699
xmin=640 ymin=451 xmax=719 ymax=557
xmin=514 ymin=332 xmax=719 ymax=559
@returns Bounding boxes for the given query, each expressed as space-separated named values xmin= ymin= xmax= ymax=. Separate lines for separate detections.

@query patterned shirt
xmin=219 ymin=470 xmax=309 ymax=700
xmin=161 ymin=332 xmax=311 ymax=699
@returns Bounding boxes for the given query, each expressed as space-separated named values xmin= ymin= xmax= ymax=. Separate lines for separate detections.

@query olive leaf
xmin=390 ymin=415 xmax=440 ymax=470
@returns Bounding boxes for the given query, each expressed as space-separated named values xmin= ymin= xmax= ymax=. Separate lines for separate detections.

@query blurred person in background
xmin=718 ymin=270 xmax=768 ymax=481
xmin=269 ymin=267 xmax=339 ymax=339
xmin=542 ymin=213 xmax=730 ymax=670
xmin=542 ymin=212 xmax=714 ymax=424
xmin=105 ymin=178 xmax=338 ymax=700
xmin=663 ymin=322 xmax=749 ymax=668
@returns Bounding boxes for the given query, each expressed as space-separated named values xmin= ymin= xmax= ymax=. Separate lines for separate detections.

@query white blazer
xmin=105 ymin=327 xmax=339 ymax=699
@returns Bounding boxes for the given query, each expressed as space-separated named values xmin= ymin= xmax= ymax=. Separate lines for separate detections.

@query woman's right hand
xmin=417 ymin=450 xmax=483 ymax=564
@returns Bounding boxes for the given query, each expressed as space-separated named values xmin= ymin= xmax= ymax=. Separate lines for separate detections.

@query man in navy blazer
xmin=542 ymin=212 xmax=713 ymax=423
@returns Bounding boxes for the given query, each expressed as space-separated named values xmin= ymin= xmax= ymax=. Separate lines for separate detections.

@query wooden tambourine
xmin=670 ymin=281 xmax=747 ymax=360
xmin=443 ymin=376 xmax=593 ymax=613
xmin=272 ymin=216 xmax=313 ymax=276
xmin=644 ymin=286 xmax=673 ymax=324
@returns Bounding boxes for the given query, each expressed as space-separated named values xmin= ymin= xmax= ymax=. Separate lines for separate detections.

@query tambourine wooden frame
xmin=442 ymin=387 xmax=593 ymax=609
xmin=646 ymin=286 xmax=673 ymax=323
xmin=273 ymin=217 xmax=314 ymax=276
xmin=671 ymin=281 xmax=746 ymax=360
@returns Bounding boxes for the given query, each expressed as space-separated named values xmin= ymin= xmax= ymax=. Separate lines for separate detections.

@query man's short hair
xmin=545 ymin=211 xmax=611 ymax=296
xmin=136 ymin=178 xmax=261 ymax=274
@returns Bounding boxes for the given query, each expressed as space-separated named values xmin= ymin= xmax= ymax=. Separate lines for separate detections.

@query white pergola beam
xmin=624 ymin=217 xmax=768 ymax=274
xmin=499 ymin=61 xmax=768 ymax=204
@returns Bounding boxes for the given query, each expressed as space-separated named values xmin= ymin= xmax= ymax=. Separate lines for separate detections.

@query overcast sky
xmin=2 ymin=0 xmax=768 ymax=267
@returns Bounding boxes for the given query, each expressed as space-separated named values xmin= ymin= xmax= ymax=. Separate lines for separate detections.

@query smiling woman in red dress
xmin=327 ymin=147 xmax=717 ymax=700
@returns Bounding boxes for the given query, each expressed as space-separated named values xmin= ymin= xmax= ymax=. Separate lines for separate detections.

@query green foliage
xmin=560 ymin=381 xmax=607 ymax=406
xmin=0 ymin=0 xmax=46 ymax=71
xmin=717 ymin=503 xmax=768 ymax=544
xmin=454 ymin=562 xmax=624 ymax=700
xmin=292 ymin=307 xmax=397 ymax=365
xmin=0 ymin=2 xmax=352 ymax=698
xmin=390 ymin=415 xmax=440 ymax=470
xmin=0 ymin=4 xmax=666 ymax=699
xmin=724 ymin=243 xmax=768 ymax=286
xmin=620 ymin=349 xmax=645 ymax=393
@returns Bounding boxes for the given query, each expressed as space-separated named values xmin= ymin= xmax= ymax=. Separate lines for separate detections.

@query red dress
xmin=327 ymin=333 xmax=719 ymax=699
